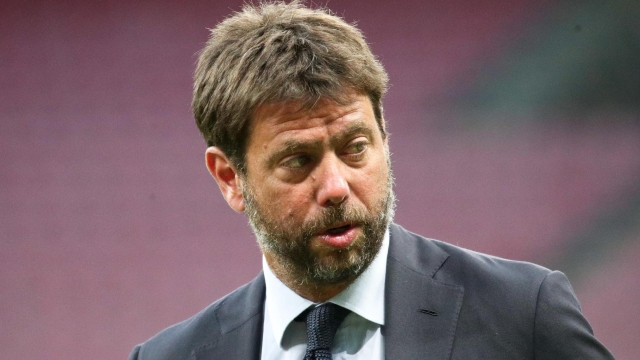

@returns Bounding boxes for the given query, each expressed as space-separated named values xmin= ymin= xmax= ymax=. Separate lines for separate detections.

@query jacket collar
xmin=193 ymin=273 xmax=265 ymax=360
xmin=384 ymin=224 xmax=464 ymax=360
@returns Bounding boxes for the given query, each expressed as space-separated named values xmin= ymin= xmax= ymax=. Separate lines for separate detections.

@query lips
xmin=325 ymin=224 xmax=351 ymax=235
xmin=316 ymin=224 xmax=358 ymax=248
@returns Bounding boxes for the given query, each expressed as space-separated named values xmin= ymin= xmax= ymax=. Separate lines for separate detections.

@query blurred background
xmin=2 ymin=0 xmax=639 ymax=358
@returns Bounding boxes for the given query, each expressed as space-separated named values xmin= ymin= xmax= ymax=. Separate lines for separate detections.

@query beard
xmin=242 ymin=164 xmax=395 ymax=287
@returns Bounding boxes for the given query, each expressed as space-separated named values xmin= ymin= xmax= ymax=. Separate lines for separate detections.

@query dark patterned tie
xmin=303 ymin=303 xmax=350 ymax=360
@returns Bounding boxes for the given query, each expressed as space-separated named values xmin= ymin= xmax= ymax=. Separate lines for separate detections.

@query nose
xmin=316 ymin=155 xmax=350 ymax=207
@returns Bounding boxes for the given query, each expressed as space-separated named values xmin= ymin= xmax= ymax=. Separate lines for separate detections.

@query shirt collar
xmin=262 ymin=228 xmax=389 ymax=347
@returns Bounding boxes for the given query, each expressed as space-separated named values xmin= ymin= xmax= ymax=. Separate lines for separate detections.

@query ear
xmin=205 ymin=147 xmax=245 ymax=212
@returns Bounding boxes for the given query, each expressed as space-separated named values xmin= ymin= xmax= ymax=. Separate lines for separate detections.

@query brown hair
xmin=192 ymin=1 xmax=388 ymax=173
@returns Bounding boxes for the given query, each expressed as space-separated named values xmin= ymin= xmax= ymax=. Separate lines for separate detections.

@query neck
xmin=264 ymin=253 xmax=355 ymax=303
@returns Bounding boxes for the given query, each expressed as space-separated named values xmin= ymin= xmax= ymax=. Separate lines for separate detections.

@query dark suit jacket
xmin=129 ymin=223 xmax=614 ymax=359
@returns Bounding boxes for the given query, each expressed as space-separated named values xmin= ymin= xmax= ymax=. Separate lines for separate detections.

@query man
xmin=129 ymin=2 xmax=614 ymax=359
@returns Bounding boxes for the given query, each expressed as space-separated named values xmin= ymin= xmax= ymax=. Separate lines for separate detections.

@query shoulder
xmin=389 ymin=224 xmax=614 ymax=358
xmin=129 ymin=273 xmax=265 ymax=360
xmin=390 ymin=224 xmax=549 ymax=338
xmin=389 ymin=223 xmax=551 ymax=290
xmin=433 ymin=236 xmax=550 ymax=289
xmin=128 ymin=301 xmax=220 ymax=360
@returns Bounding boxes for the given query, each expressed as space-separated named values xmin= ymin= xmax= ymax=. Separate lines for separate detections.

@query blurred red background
xmin=2 ymin=0 xmax=639 ymax=358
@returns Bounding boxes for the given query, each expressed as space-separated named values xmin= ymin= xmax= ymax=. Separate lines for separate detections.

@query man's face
xmin=240 ymin=93 xmax=394 ymax=286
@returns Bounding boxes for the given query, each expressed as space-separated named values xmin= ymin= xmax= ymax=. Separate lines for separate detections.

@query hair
xmin=192 ymin=1 xmax=388 ymax=173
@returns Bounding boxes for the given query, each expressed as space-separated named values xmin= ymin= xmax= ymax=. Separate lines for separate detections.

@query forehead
xmin=247 ymin=94 xmax=377 ymax=145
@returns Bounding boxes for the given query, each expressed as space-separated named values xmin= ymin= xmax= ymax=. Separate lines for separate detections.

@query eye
xmin=343 ymin=139 xmax=368 ymax=156
xmin=281 ymin=154 xmax=312 ymax=169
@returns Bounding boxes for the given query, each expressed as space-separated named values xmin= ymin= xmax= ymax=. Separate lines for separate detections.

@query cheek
xmin=265 ymin=184 xmax=311 ymax=220
xmin=371 ymin=155 xmax=388 ymax=180
xmin=355 ymin=158 xmax=390 ymax=204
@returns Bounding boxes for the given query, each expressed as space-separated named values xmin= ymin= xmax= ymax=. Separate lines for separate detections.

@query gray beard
xmin=242 ymin=167 xmax=395 ymax=287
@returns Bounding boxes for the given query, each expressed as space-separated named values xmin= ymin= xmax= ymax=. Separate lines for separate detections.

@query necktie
xmin=304 ymin=303 xmax=350 ymax=360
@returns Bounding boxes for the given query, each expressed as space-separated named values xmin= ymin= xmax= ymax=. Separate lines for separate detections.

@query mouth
xmin=324 ymin=224 xmax=352 ymax=235
xmin=316 ymin=223 xmax=358 ymax=248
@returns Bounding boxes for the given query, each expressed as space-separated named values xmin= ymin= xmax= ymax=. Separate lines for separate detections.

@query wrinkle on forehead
xmin=248 ymin=95 xmax=370 ymax=147
xmin=255 ymin=97 xmax=362 ymax=127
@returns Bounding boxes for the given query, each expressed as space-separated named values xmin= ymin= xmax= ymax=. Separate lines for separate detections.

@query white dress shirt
xmin=261 ymin=229 xmax=389 ymax=360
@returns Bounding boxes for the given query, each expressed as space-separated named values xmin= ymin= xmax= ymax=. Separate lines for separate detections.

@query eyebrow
xmin=333 ymin=121 xmax=375 ymax=146
xmin=266 ymin=139 xmax=322 ymax=166
xmin=266 ymin=121 xmax=376 ymax=166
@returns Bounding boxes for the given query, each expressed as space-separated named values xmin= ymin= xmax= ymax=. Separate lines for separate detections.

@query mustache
xmin=298 ymin=204 xmax=367 ymax=239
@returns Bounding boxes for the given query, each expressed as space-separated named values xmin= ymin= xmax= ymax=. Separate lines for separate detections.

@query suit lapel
xmin=384 ymin=224 xmax=464 ymax=360
xmin=194 ymin=273 xmax=265 ymax=360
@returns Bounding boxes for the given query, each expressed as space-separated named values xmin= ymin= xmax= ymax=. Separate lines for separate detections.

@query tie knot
xmin=304 ymin=303 xmax=350 ymax=360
